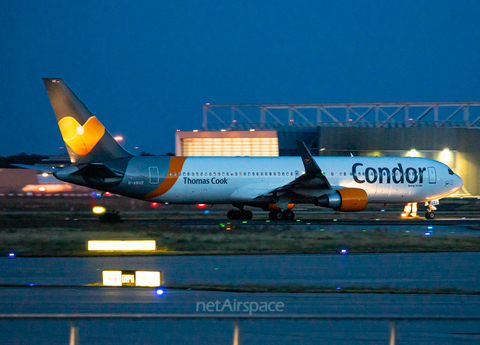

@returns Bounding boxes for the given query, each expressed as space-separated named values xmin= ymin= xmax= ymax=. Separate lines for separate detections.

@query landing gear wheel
xmin=425 ymin=211 xmax=435 ymax=219
xmin=283 ymin=210 xmax=295 ymax=220
xmin=269 ymin=210 xmax=284 ymax=220
xmin=243 ymin=210 xmax=253 ymax=220
xmin=228 ymin=209 xmax=253 ymax=220
xmin=227 ymin=210 xmax=235 ymax=219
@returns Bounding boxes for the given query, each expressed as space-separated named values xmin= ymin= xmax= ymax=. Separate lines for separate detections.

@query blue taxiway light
xmin=340 ymin=249 xmax=347 ymax=254
xmin=424 ymin=232 xmax=431 ymax=236
xmin=8 ymin=253 xmax=15 ymax=257
xmin=156 ymin=289 xmax=164 ymax=296
xmin=428 ymin=226 xmax=433 ymax=229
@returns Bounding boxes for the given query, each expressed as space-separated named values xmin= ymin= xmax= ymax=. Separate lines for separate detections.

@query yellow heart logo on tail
xmin=58 ymin=116 xmax=105 ymax=155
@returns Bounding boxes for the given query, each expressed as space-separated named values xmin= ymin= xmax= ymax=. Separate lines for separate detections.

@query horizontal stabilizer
xmin=11 ymin=164 xmax=56 ymax=173
xmin=72 ymin=163 xmax=124 ymax=178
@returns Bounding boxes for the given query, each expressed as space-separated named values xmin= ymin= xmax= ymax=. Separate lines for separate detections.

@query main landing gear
xmin=227 ymin=209 xmax=253 ymax=220
xmin=268 ymin=210 xmax=295 ymax=221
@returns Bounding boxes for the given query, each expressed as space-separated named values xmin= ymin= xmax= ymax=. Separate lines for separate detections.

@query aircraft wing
xmin=11 ymin=164 xmax=56 ymax=173
xmin=257 ymin=140 xmax=332 ymax=198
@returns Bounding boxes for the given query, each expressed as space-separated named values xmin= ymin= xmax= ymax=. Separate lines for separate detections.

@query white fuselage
xmin=126 ymin=156 xmax=462 ymax=205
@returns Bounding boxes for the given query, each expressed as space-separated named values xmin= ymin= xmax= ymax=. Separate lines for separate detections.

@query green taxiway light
xmin=242 ymin=221 xmax=247 ymax=224
xmin=333 ymin=219 xmax=337 ymax=221
xmin=406 ymin=230 xmax=410 ymax=233
xmin=320 ymin=229 xmax=324 ymax=231
xmin=362 ymin=229 xmax=366 ymax=232
xmin=266 ymin=220 xmax=270 ymax=223
xmin=296 ymin=219 xmax=300 ymax=222
xmin=375 ymin=219 xmax=380 ymax=221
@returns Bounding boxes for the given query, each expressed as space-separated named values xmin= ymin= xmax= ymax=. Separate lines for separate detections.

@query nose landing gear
xmin=425 ymin=201 xmax=437 ymax=219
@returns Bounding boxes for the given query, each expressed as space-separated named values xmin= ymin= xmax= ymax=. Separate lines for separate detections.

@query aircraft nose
xmin=456 ymin=175 xmax=464 ymax=189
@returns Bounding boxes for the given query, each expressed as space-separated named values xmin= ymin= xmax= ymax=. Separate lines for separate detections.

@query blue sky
xmin=1 ymin=1 xmax=479 ymax=156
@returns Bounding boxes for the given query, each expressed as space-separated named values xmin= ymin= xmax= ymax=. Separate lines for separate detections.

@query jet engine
xmin=314 ymin=188 xmax=368 ymax=212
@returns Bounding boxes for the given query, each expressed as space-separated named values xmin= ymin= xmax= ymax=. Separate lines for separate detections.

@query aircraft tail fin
xmin=43 ymin=78 xmax=134 ymax=165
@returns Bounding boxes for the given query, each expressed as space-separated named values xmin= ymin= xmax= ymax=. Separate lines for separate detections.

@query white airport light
xmin=407 ymin=149 xmax=419 ymax=157
xmin=102 ymin=270 xmax=161 ymax=287
xmin=102 ymin=270 xmax=123 ymax=286
xmin=88 ymin=240 xmax=156 ymax=251
xmin=440 ymin=148 xmax=452 ymax=162
xmin=135 ymin=271 xmax=161 ymax=287
xmin=41 ymin=173 xmax=49 ymax=177
xmin=92 ymin=206 xmax=106 ymax=214
xmin=113 ymin=136 xmax=123 ymax=141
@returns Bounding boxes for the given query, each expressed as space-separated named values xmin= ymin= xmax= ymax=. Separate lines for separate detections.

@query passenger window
xmin=200 ymin=172 xmax=203 ymax=176
xmin=169 ymin=173 xmax=172 ymax=176
xmin=269 ymin=172 xmax=272 ymax=176
xmin=340 ymin=172 xmax=342 ymax=176
xmin=248 ymin=172 xmax=251 ymax=176
xmin=331 ymin=172 xmax=334 ymax=176
xmin=222 ymin=172 xmax=225 ymax=176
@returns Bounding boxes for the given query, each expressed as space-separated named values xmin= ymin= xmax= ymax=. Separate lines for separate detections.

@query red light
xmin=105 ymin=192 xmax=111 ymax=196
xmin=134 ymin=147 xmax=139 ymax=149
xmin=176 ymin=129 xmax=180 ymax=132
xmin=409 ymin=118 xmax=413 ymax=120
xmin=59 ymin=147 xmax=64 ymax=149
xmin=151 ymin=202 xmax=158 ymax=207
xmin=348 ymin=119 xmax=352 ymax=121
xmin=197 ymin=203 xmax=207 ymax=208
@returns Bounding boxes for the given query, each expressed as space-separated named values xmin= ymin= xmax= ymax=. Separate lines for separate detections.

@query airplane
xmin=16 ymin=78 xmax=464 ymax=220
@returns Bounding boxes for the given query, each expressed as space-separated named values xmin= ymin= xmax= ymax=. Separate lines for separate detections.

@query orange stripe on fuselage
xmin=143 ymin=157 xmax=187 ymax=199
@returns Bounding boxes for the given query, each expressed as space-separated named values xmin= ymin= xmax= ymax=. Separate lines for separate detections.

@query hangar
xmin=176 ymin=102 xmax=480 ymax=195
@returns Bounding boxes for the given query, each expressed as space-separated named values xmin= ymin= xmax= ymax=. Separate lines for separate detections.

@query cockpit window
xmin=448 ymin=169 xmax=455 ymax=175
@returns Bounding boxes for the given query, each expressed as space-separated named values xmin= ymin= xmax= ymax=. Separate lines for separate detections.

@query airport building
xmin=176 ymin=102 xmax=480 ymax=195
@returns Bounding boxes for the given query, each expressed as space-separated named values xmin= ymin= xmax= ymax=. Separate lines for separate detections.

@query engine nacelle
xmin=314 ymin=188 xmax=368 ymax=212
